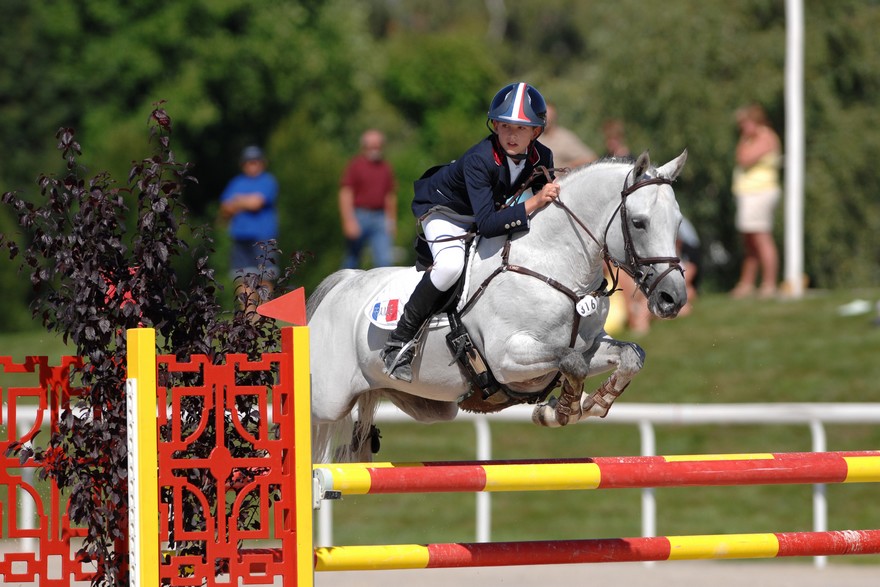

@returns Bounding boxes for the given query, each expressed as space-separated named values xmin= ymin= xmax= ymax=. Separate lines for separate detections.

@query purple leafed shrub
xmin=1 ymin=104 xmax=304 ymax=586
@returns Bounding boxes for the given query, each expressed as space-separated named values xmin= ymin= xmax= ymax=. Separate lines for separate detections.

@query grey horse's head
xmin=611 ymin=150 xmax=688 ymax=319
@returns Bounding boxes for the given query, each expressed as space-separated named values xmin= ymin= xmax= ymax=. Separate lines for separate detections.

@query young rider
xmin=382 ymin=82 xmax=561 ymax=382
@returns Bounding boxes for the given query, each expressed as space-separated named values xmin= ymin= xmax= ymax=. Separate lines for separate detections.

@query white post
xmin=639 ymin=420 xmax=657 ymax=539
xmin=810 ymin=419 xmax=828 ymax=568
xmin=475 ymin=416 xmax=492 ymax=542
xmin=784 ymin=0 xmax=805 ymax=297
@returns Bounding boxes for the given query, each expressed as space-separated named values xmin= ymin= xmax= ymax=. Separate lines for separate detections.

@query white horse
xmin=308 ymin=150 xmax=688 ymax=462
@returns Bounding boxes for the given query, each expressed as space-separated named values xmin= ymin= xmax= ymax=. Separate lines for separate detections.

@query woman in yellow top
xmin=730 ymin=104 xmax=782 ymax=299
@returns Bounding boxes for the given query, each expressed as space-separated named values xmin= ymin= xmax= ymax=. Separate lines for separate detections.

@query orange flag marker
xmin=257 ymin=287 xmax=307 ymax=325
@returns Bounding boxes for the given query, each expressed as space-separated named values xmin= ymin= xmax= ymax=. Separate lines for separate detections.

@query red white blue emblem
xmin=369 ymin=298 xmax=400 ymax=328
xmin=498 ymin=83 xmax=531 ymax=124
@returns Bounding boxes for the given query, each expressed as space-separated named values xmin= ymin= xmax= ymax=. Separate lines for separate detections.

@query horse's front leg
xmin=532 ymin=334 xmax=645 ymax=426
xmin=490 ymin=332 xmax=569 ymax=386
xmin=531 ymin=348 xmax=589 ymax=427
xmin=580 ymin=334 xmax=645 ymax=418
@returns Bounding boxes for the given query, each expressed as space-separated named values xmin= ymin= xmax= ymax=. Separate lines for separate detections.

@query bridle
xmin=602 ymin=172 xmax=683 ymax=296
xmin=549 ymin=167 xmax=683 ymax=298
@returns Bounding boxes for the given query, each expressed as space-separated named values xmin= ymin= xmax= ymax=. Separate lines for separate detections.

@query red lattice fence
xmin=1 ymin=331 xmax=301 ymax=586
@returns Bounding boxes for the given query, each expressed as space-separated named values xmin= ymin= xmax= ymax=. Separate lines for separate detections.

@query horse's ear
xmin=656 ymin=149 xmax=688 ymax=181
xmin=633 ymin=151 xmax=651 ymax=178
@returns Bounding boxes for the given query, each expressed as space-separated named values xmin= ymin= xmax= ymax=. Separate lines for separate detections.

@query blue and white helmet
xmin=487 ymin=82 xmax=547 ymax=128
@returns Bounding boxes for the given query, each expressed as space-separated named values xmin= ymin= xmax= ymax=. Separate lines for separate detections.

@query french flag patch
xmin=370 ymin=298 xmax=400 ymax=327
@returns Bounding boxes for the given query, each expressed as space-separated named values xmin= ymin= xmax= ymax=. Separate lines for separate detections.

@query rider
xmin=381 ymin=82 xmax=562 ymax=382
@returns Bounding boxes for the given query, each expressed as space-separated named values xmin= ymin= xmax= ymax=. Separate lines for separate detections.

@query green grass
xmin=318 ymin=288 xmax=880 ymax=563
xmin=4 ymin=289 xmax=880 ymax=563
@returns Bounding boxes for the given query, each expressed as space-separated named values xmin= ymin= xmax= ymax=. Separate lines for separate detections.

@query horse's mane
xmin=558 ymin=154 xmax=635 ymax=180
xmin=593 ymin=154 xmax=636 ymax=166
xmin=307 ymin=270 xmax=352 ymax=320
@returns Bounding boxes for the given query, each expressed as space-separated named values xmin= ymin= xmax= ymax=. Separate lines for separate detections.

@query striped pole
xmin=286 ymin=326 xmax=315 ymax=587
xmin=314 ymin=451 xmax=880 ymax=495
xmin=126 ymin=328 xmax=159 ymax=587
xmin=314 ymin=529 xmax=880 ymax=571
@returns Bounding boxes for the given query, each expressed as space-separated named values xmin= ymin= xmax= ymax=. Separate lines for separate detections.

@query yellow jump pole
xmin=284 ymin=325 xmax=315 ymax=587
xmin=126 ymin=328 xmax=159 ymax=587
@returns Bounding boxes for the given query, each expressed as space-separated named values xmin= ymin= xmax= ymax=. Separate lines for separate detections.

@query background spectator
xmin=219 ymin=145 xmax=279 ymax=312
xmin=602 ymin=118 xmax=631 ymax=158
xmin=678 ymin=216 xmax=702 ymax=316
xmin=539 ymin=104 xmax=597 ymax=168
xmin=730 ymin=104 xmax=782 ymax=299
xmin=339 ymin=129 xmax=398 ymax=269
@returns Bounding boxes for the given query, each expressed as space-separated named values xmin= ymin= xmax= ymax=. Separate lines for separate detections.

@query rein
xmin=553 ymin=170 xmax=683 ymax=297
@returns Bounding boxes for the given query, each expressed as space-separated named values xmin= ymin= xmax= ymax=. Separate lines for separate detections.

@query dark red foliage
xmin=0 ymin=105 xmax=304 ymax=586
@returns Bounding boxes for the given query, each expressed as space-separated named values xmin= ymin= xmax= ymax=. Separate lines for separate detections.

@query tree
xmin=2 ymin=106 xmax=300 ymax=586
xmin=3 ymin=0 xmax=880 ymax=321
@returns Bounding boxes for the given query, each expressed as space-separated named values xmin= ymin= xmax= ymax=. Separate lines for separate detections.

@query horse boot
xmin=381 ymin=273 xmax=445 ymax=382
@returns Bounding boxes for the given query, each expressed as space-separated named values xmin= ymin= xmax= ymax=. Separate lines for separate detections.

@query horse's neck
xmin=507 ymin=167 xmax=623 ymax=294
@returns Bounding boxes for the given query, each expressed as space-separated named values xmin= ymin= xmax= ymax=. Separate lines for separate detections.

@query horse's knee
xmin=559 ymin=349 xmax=590 ymax=381
xmin=619 ymin=342 xmax=645 ymax=373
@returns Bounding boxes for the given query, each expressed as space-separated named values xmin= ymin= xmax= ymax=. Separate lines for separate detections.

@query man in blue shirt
xmin=220 ymin=145 xmax=279 ymax=312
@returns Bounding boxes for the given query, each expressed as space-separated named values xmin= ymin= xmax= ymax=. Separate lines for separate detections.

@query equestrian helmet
xmin=487 ymin=82 xmax=547 ymax=128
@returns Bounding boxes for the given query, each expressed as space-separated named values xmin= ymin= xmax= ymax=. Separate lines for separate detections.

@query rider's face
xmin=493 ymin=122 xmax=541 ymax=157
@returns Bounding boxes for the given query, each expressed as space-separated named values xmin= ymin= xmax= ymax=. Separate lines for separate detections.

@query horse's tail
xmin=310 ymin=269 xmax=359 ymax=464
xmin=306 ymin=269 xmax=359 ymax=321
xmin=312 ymin=391 xmax=381 ymax=464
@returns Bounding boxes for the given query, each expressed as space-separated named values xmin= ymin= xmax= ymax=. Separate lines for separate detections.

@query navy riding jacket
xmin=411 ymin=135 xmax=554 ymax=238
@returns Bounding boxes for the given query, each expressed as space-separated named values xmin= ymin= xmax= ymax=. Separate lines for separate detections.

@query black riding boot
xmin=381 ymin=273 xmax=445 ymax=382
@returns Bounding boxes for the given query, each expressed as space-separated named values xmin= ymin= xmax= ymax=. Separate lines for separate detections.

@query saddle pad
xmin=364 ymin=235 xmax=481 ymax=330
xmin=364 ymin=267 xmax=451 ymax=330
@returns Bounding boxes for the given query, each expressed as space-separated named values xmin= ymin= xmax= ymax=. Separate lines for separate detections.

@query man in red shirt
xmin=338 ymin=129 xmax=398 ymax=268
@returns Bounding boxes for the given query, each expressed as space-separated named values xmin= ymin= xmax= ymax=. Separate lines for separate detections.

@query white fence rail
xmin=316 ymin=402 xmax=880 ymax=568
xmin=9 ymin=402 xmax=880 ymax=567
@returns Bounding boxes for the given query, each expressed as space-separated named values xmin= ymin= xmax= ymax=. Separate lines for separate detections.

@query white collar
xmin=507 ymin=156 xmax=526 ymax=182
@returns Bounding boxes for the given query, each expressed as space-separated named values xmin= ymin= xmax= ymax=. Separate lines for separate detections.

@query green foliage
xmin=2 ymin=1 xmax=880 ymax=323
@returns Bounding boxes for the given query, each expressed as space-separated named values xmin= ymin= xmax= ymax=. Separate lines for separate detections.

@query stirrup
xmin=382 ymin=339 xmax=417 ymax=382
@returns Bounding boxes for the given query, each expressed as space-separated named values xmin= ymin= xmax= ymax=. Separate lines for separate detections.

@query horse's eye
xmin=632 ymin=217 xmax=647 ymax=230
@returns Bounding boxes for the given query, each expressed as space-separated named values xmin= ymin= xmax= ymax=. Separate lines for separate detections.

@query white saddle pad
xmin=364 ymin=267 xmax=423 ymax=330
xmin=364 ymin=236 xmax=481 ymax=330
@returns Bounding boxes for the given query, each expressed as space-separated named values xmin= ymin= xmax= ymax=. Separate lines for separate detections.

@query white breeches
xmin=421 ymin=212 xmax=471 ymax=292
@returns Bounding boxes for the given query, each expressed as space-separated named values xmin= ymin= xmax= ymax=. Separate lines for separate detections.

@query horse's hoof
xmin=531 ymin=403 xmax=562 ymax=428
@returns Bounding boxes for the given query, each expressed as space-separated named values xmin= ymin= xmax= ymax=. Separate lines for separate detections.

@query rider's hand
xmin=524 ymin=181 xmax=560 ymax=214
